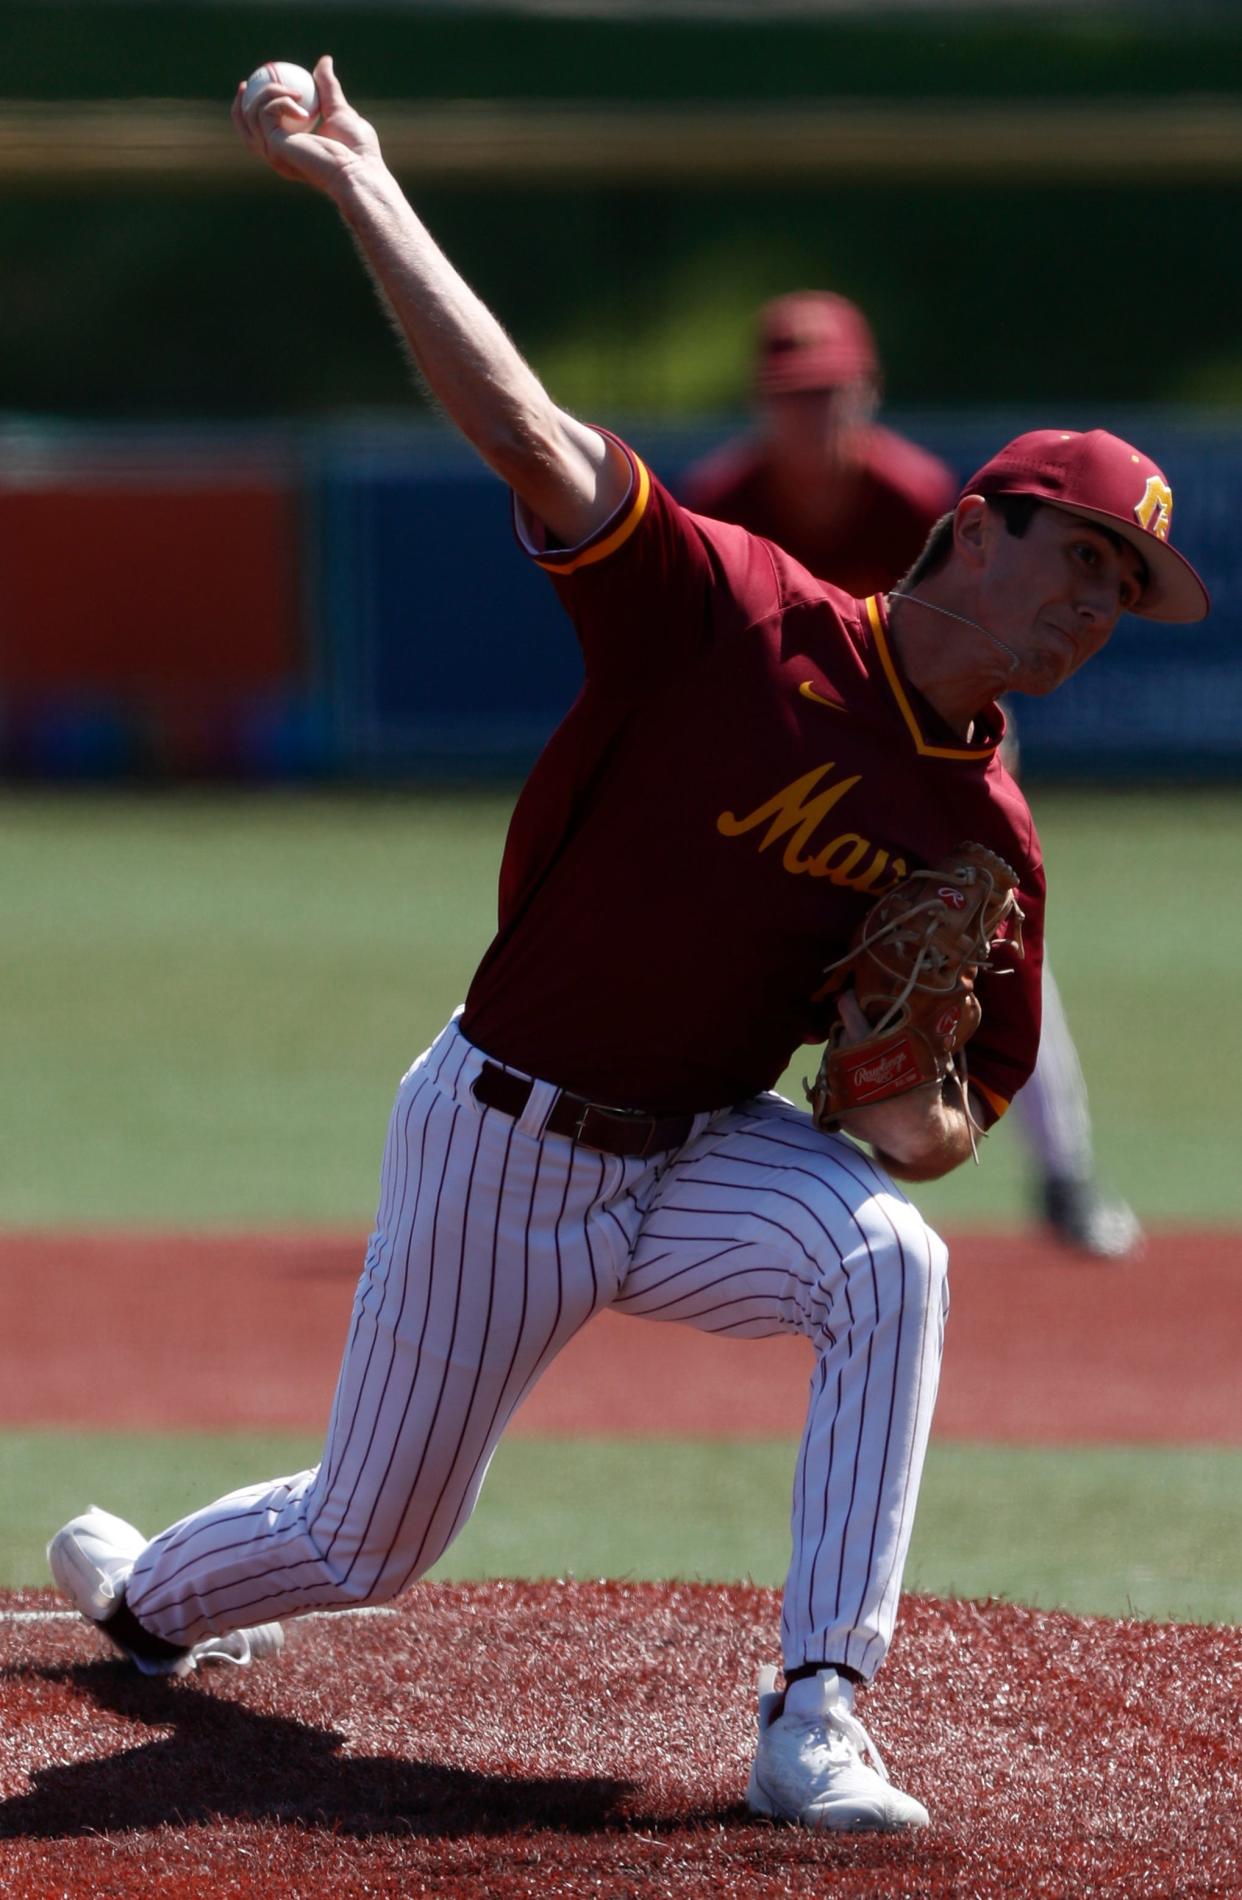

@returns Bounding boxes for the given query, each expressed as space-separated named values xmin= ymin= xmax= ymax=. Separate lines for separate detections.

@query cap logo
xmin=1135 ymin=474 xmax=1173 ymax=542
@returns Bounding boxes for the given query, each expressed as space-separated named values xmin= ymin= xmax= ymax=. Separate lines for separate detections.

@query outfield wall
xmin=1 ymin=410 xmax=1238 ymax=782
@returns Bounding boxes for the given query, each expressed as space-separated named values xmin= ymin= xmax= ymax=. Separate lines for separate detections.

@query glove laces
xmin=816 ymin=862 xmax=1017 ymax=1034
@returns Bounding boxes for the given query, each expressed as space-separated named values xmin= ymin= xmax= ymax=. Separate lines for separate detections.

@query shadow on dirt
xmin=0 ymin=1661 xmax=671 ymax=1841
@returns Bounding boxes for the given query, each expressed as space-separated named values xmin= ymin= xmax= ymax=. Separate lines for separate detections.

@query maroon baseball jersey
xmin=462 ymin=435 xmax=1044 ymax=1120
xmin=680 ymin=424 xmax=956 ymax=596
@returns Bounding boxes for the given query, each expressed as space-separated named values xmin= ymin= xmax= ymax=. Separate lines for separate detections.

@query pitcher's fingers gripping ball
xmin=808 ymin=842 xmax=1025 ymax=1134
xmin=241 ymin=61 xmax=320 ymax=125
xmin=233 ymin=56 xmax=381 ymax=192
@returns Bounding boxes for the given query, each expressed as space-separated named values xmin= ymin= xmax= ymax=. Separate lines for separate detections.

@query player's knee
xmin=902 ymin=1213 xmax=948 ymax=1327
xmin=921 ymin=1221 xmax=950 ymax=1318
xmin=326 ymin=1569 xmax=397 ymax=1610
xmin=318 ymin=1537 xmax=452 ymax=1607
xmin=292 ymin=1525 xmax=407 ymax=1610
xmin=862 ymin=1203 xmax=948 ymax=1325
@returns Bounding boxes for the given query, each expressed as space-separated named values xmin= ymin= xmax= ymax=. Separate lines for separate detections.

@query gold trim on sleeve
xmin=534 ymin=455 xmax=652 ymax=575
xmin=972 ymin=1078 xmax=1011 ymax=1122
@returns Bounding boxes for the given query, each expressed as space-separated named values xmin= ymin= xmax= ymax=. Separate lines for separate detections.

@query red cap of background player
xmin=754 ymin=292 xmax=879 ymax=395
xmin=962 ymin=428 xmax=1209 ymax=624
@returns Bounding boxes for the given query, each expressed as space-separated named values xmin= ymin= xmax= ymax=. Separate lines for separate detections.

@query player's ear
xmin=952 ymin=495 xmax=990 ymax=571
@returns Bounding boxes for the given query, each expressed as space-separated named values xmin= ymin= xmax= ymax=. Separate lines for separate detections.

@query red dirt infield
xmin=2 ymin=1580 xmax=1240 ymax=1898
xmin=5 ymin=1227 xmax=1241 ymax=1895
xmin=1 ymin=1224 xmax=1238 ymax=1441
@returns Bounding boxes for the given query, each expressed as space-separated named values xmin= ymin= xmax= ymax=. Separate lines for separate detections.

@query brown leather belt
xmin=472 ymin=1061 xmax=695 ymax=1160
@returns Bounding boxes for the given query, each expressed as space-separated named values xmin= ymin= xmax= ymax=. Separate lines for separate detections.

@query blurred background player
xmin=682 ymin=290 xmax=955 ymax=595
xmin=681 ymin=291 xmax=1141 ymax=1260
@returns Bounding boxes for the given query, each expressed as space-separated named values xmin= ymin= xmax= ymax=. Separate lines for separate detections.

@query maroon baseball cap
xmin=961 ymin=428 xmax=1209 ymax=623
xmin=754 ymin=291 xmax=879 ymax=395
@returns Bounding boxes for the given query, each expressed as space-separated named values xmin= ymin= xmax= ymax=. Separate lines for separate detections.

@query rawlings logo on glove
xmin=806 ymin=842 xmax=1025 ymax=1136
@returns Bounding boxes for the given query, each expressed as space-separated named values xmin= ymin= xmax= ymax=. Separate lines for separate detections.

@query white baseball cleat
xmin=47 ymin=1504 xmax=283 ymax=1677
xmin=1043 ymin=1175 xmax=1143 ymax=1261
xmin=746 ymin=1665 xmax=930 ymax=1833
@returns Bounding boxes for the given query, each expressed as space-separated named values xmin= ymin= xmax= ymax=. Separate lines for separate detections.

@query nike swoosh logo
xmin=799 ymin=680 xmax=843 ymax=711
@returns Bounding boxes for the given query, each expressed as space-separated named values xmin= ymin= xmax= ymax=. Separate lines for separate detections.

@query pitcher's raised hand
xmin=233 ymin=54 xmax=383 ymax=193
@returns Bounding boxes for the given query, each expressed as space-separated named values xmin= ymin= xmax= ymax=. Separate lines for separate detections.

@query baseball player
xmin=683 ymin=294 xmax=1143 ymax=1260
xmin=48 ymin=59 xmax=1207 ymax=1834
xmin=681 ymin=290 xmax=958 ymax=596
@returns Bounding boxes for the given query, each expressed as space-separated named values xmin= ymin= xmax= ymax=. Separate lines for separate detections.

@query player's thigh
xmin=616 ymin=1096 xmax=947 ymax=1344
xmin=311 ymin=1031 xmax=636 ymax=1530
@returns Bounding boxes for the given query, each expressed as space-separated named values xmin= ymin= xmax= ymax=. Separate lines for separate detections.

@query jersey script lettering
xmin=717 ymin=762 xmax=907 ymax=890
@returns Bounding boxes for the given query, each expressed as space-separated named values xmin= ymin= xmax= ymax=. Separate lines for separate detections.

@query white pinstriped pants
xmin=127 ymin=1015 xmax=948 ymax=1682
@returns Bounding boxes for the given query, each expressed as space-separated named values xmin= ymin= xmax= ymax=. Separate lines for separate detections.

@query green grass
xmin=6 ymin=790 xmax=1236 ymax=1632
xmin=1 ymin=785 xmax=1239 ymax=1226
xmin=0 ymin=789 xmax=502 ymax=1226
xmin=8 ymin=1428 xmax=1242 ymax=1626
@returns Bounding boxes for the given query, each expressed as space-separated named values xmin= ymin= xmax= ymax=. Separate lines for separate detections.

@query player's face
xmin=762 ymin=380 xmax=877 ymax=473
xmin=976 ymin=506 xmax=1146 ymax=693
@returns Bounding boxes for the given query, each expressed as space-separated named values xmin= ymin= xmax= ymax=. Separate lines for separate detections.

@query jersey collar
xmin=864 ymin=594 xmax=1005 ymax=761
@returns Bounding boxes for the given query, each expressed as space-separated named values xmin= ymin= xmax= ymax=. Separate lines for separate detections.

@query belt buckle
xmin=570 ymin=1097 xmax=650 ymax=1155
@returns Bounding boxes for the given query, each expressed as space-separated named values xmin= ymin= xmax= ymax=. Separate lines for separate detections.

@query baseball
xmin=241 ymin=61 xmax=319 ymax=125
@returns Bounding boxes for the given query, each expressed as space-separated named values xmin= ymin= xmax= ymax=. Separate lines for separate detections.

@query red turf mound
xmin=1 ymin=1582 xmax=1239 ymax=1897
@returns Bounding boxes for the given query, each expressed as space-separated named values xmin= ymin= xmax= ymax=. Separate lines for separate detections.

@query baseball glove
xmin=806 ymin=842 xmax=1025 ymax=1135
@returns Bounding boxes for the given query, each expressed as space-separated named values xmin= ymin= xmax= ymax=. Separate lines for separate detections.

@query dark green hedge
xmin=2 ymin=1 xmax=1240 ymax=105
xmin=3 ymin=4 xmax=1240 ymax=418
xmin=4 ymin=177 xmax=1241 ymax=417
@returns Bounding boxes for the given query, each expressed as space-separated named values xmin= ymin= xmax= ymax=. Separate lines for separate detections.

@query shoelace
xmin=192 ymin=1632 xmax=254 ymax=1667
xmin=760 ymin=1665 xmax=895 ymax=1788
xmin=811 ymin=1700 xmax=894 ymax=1786
xmin=192 ymin=1625 xmax=280 ymax=1666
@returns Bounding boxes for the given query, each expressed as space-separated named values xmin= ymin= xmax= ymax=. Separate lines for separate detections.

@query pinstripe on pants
xmin=126 ymin=1015 xmax=948 ymax=1681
